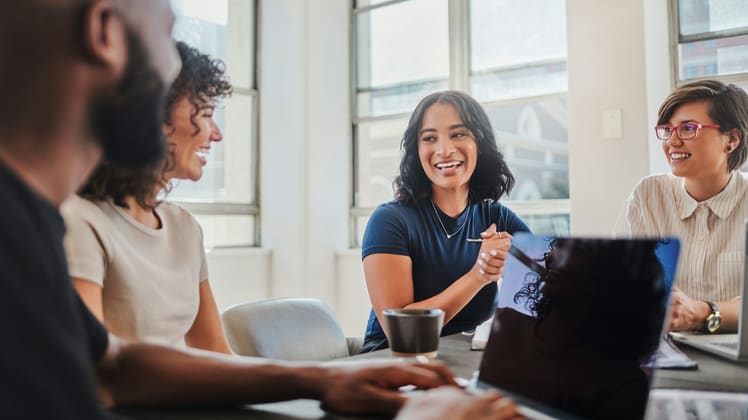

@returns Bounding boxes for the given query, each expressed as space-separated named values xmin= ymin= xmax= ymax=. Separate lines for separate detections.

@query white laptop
xmin=669 ymin=223 xmax=748 ymax=361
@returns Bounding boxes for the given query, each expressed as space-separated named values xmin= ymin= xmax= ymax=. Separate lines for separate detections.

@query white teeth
xmin=435 ymin=161 xmax=462 ymax=169
xmin=196 ymin=149 xmax=209 ymax=160
xmin=670 ymin=152 xmax=691 ymax=160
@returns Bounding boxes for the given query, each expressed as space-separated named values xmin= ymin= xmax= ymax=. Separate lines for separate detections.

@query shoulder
xmin=633 ymin=173 xmax=677 ymax=195
xmin=734 ymin=171 xmax=748 ymax=189
xmin=61 ymin=195 xmax=111 ymax=232
xmin=159 ymin=201 xmax=201 ymax=228
xmin=369 ymin=201 xmax=415 ymax=224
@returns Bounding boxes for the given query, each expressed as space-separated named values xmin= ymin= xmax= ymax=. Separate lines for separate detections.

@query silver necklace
xmin=430 ymin=200 xmax=468 ymax=239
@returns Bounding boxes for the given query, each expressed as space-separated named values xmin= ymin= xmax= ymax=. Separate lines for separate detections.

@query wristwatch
xmin=702 ymin=301 xmax=722 ymax=334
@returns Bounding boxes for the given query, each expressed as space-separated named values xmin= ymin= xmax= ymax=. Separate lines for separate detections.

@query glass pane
xmin=356 ymin=118 xmax=408 ymax=208
xmin=484 ymin=98 xmax=569 ymax=201
xmin=226 ymin=0 xmax=255 ymax=89
xmin=194 ymin=214 xmax=255 ymax=248
xmin=357 ymin=80 xmax=448 ymax=118
xmin=170 ymin=93 xmax=255 ymax=203
xmin=173 ymin=0 xmax=253 ymax=88
xmin=356 ymin=0 xmax=449 ymax=90
xmin=469 ymin=62 xmax=567 ymax=102
xmin=172 ymin=0 xmax=228 ymax=60
xmin=355 ymin=0 xmax=394 ymax=8
xmin=470 ymin=0 xmax=567 ymax=72
xmin=678 ymin=0 xmax=748 ymax=36
xmin=679 ymin=34 xmax=748 ymax=79
xmin=512 ymin=213 xmax=570 ymax=236
xmin=355 ymin=215 xmax=370 ymax=248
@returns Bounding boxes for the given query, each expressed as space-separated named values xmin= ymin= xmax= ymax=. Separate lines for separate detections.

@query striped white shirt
xmin=624 ymin=171 xmax=748 ymax=301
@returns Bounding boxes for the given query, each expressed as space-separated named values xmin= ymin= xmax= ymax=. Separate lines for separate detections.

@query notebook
xmin=473 ymin=234 xmax=680 ymax=420
xmin=669 ymin=221 xmax=748 ymax=361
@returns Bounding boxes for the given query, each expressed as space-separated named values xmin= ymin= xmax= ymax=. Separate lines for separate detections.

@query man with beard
xmin=0 ymin=1 xmax=464 ymax=418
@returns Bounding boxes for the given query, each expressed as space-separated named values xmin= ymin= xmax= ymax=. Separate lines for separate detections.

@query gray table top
xmin=118 ymin=334 xmax=748 ymax=419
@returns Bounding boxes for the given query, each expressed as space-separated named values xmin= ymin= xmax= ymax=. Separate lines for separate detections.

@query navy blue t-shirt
xmin=361 ymin=199 xmax=530 ymax=350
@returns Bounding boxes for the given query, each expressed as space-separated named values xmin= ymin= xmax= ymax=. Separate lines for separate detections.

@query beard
xmin=89 ymin=29 xmax=169 ymax=169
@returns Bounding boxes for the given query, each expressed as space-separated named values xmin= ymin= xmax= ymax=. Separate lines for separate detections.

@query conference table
xmin=118 ymin=334 xmax=748 ymax=419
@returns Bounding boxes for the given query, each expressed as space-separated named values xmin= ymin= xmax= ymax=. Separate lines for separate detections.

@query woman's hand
xmin=471 ymin=223 xmax=512 ymax=285
xmin=668 ymin=287 xmax=709 ymax=331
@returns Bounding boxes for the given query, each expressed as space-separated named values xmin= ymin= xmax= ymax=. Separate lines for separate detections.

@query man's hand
xmin=318 ymin=362 xmax=457 ymax=415
xmin=396 ymin=387 xmax=523 ymax=420
xmin=668 ymin=287 xmax=709 ymax=331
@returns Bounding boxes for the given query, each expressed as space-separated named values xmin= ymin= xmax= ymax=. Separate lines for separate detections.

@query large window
xmin=673 ymin=0 xmax=748 ymax=89
xmin=170 ymin=0 xmax=259 ymax=248
xmin=351 ymin=0 xmax=570 ymax=246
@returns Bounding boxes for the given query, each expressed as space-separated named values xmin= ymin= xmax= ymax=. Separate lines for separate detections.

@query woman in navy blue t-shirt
xmin=361 ymin=90 xmax=530 ymax=353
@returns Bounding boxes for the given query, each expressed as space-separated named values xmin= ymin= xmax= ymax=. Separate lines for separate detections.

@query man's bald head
xmin=0 ymin=0 xmax=180 ymax=168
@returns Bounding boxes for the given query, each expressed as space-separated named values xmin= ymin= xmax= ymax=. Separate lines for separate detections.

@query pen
xmin=468 ymin=238 xmax=549 ymax=277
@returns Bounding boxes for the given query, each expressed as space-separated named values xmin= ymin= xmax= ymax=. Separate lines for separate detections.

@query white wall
xmin=566 ymin=0 xmax=671 ymax=235
xmin=208 ymin=0 xmax=675 ymax=337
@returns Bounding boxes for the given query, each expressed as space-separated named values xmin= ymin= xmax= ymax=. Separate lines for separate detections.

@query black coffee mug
xmin=382 ymin=308 xmax=444 ymax=358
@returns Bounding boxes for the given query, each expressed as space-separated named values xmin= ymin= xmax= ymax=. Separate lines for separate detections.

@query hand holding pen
xmin=468 ymin=223 xmax=512 ymax=284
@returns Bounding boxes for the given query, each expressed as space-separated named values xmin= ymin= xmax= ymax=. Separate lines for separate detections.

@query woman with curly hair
xmin=360 ymin=90 xmax=530 ymax=353
xmin=61 ymin=42 xmax=233 ymax=353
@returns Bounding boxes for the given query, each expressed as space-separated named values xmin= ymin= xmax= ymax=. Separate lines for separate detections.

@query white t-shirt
xmin=625 ymin=172 xmax=748 ymax=301
xmin=62 ymin=195 xmax=208 ymax=347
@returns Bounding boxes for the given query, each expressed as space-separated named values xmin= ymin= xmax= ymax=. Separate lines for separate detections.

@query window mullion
xmin=448 ymin=0 xmax=470 ymax=91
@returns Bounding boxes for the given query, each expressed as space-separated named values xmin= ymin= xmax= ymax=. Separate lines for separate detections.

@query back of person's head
xmin=80 ymin=41 xmax=232 ymax=209
xmin=393 ymin=90 xmax=514 ymax=205
xmin=658 ymin=80 xmax=748 ymax=171
xmin=516 ymin=239 xmax=666 ymax=361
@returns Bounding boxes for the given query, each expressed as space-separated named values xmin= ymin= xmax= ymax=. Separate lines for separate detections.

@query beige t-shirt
xmin=62 ymin=195 xmax=208 ymax=347
xmin=625 ymin=172 xmax=747 ymax=302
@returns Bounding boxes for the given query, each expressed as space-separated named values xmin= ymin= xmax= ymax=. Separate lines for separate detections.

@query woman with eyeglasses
xmin=624 ymin=79 xmax=748 ymax=333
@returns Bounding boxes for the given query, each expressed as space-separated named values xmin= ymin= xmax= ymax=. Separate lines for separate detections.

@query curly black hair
xmin=394 ymin=90 xmax=515 ymax=205
xmin=164 ymin=41 xmax=233 ymax=136
xmin=513 ymin=238 xmax=667 ymax=361
xmin=80 ymin=41 xmax=233 ymax=210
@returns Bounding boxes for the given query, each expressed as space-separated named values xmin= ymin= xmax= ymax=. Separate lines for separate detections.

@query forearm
xmin=99 ymin=340 xmax=324 ymax=407
xmin=404 ymin=271 xmax=486 ymax=324
xmin=715 ymin=300 xmax=740 ymax=332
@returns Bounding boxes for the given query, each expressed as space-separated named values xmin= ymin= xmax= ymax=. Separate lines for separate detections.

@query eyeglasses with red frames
xmin=654 ymin=122 xmax=721 ymax=141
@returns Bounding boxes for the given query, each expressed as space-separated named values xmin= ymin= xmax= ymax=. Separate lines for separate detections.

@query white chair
xmin=221 ymin=297 xmax=362 ymax=361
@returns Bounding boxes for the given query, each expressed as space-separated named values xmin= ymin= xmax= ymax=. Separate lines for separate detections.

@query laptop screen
xmin=478 ymin=234 xmax=680 ymax=419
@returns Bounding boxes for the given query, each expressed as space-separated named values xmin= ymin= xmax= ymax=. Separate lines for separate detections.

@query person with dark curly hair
xmin=480 ymin=237 xmax=668 ymax=420
xmin=623 ymin=80 xmax=748 ymax=333
xmin=61 ymin=41 xmax=233 ymax=353
xmin=360 ymin=90 xmax=530 ymax=353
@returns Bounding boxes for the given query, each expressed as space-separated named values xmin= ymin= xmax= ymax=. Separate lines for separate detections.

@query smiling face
xmin=164 ymin=96 xmax=223 ymax=181
xmin=662 ymin=100 xmax=734 ymax=180
xmin=417 ymin=103 xmax=478 ymax=196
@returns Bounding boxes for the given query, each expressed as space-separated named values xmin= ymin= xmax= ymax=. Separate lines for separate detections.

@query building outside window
xmin=351 ymin=0 xmax=570 ymax=246
xmin=170 ymin=0 xmax=259 ymax=248
xmin=673 ymin=0 xmax=748 ymax=88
